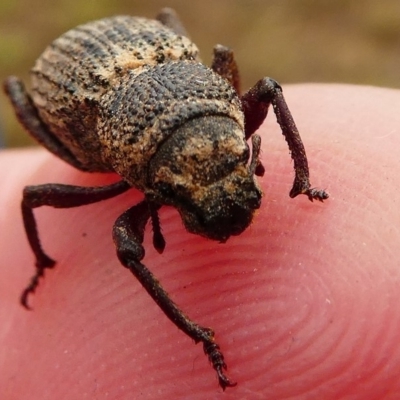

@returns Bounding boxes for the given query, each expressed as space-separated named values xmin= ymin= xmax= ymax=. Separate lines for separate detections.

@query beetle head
xmin=147 ymin=116 xmax=262 ymax=242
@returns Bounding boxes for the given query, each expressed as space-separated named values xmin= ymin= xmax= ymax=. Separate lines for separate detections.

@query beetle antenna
xmin=249 ymin=134 xmax=262 ymax=176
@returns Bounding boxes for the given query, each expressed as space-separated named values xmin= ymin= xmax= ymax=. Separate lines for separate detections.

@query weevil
xmin=4 ymin=8 xmax=328 ymax=389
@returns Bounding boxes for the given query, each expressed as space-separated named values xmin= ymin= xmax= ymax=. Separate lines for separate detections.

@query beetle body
xmin=5 ymin=8 xmax=328 ymax=389
xmin=30 ymin=15 xmax=261 ymax=240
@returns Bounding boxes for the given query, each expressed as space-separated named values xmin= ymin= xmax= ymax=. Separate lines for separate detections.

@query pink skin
xmin=1 ymin=84 xmax=400 ymax=399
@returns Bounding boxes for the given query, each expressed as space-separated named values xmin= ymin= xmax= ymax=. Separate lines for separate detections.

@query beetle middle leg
xmin=113 ymin=201 xmax=236 ymax=390
xmin=21 ymin=180 xmax=131 ymax=308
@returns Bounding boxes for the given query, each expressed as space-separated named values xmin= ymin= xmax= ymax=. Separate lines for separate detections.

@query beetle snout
xmin=203 ymin=201 xmax=257 ymax=242
xmin=185 ymin=178 xmax=262 ymax=242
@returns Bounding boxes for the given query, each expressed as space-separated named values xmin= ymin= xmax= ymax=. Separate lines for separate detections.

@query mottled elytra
xmin=4 ymin=8 xmax=328 ymax=389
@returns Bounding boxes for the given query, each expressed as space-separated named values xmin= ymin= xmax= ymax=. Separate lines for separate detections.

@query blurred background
xmin=1 ymin=0 xmax=400 ymax=147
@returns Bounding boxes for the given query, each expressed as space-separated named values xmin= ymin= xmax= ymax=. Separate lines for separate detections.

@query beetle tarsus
xmin=289 ymin=183 xmax=329 ymax=202
xmin=305 ymin=187 xmax=329 ymax=202
xmin=20 ymin=255 xmax=55 ymax=309
xmin=203 ymin=334 xmax=237 ymax=390
xmin=217 ymin=366 xmax=237 ymax=391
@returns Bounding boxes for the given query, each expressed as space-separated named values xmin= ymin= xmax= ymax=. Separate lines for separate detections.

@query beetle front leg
xmin=113 ymin=201 xmax=236 ymax=390
xmin=242 ymin=78 xmax=329 ymax=201
xmin=21 ymin=180 xmax=131 ymax=308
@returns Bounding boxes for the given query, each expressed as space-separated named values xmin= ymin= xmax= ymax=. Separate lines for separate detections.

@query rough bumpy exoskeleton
xmin=4 ymin=8 xmax=328 ymax=390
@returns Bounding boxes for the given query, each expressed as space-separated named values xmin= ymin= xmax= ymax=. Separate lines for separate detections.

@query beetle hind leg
xmin=3 ymin=76 xmax=89 ymax=171
xmin=156 ymin=8 xmax=189 ymax=38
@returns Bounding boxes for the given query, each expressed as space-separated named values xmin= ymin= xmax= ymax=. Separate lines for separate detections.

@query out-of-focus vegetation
xmin=1 ymin=0 xmax=400 ymax=147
